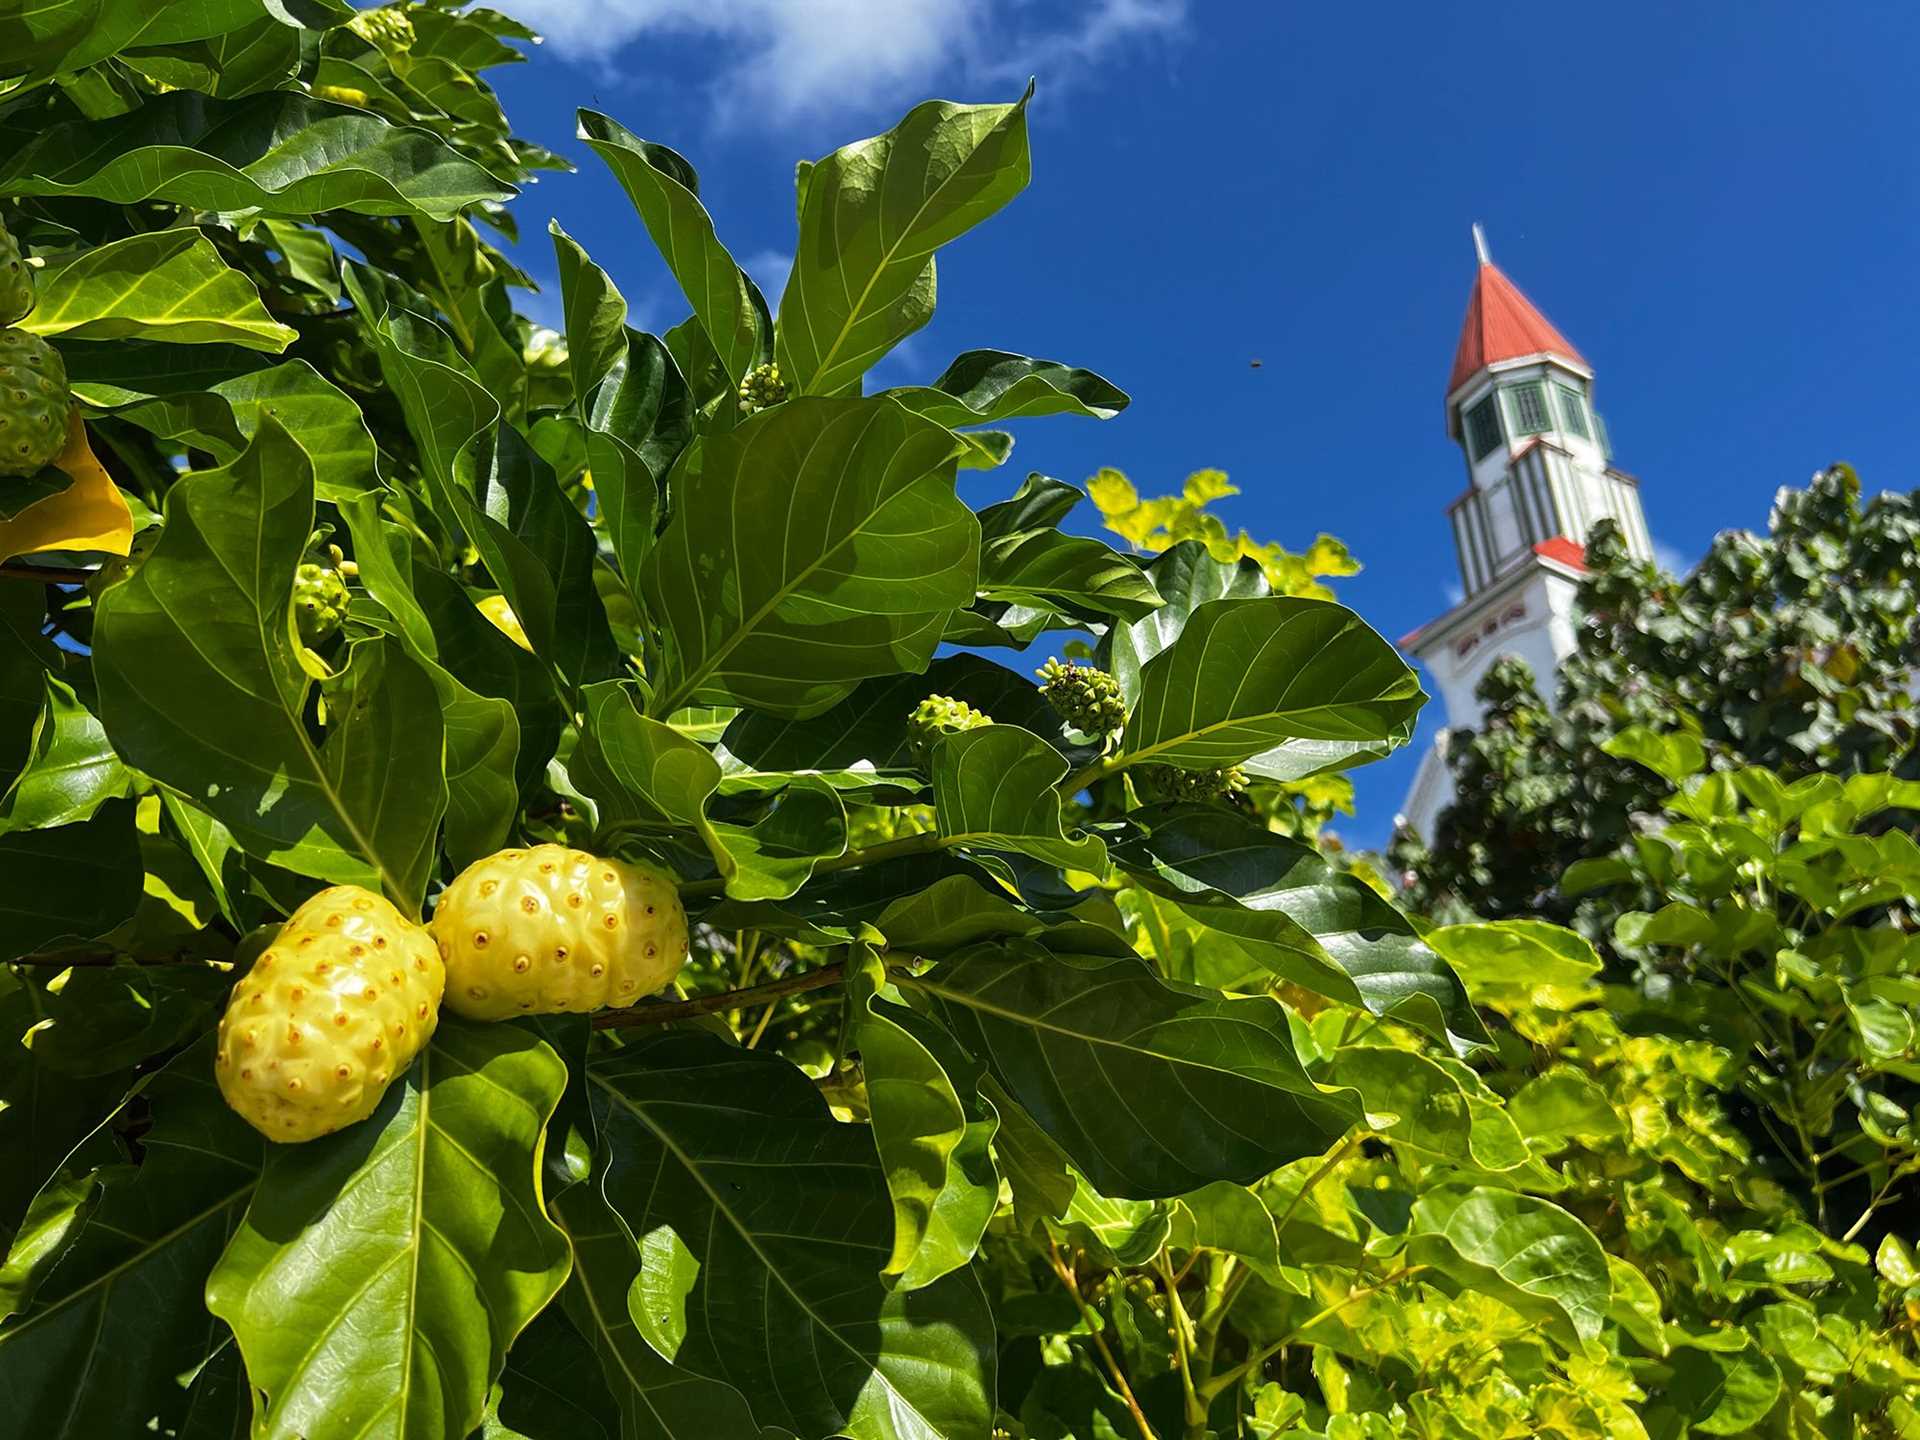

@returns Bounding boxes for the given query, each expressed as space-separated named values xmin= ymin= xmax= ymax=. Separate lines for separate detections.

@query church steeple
xmin=1397 ymin=229 xmax=1657 ymax=839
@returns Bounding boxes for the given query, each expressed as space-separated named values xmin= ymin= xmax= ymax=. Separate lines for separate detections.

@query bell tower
xmin=1398 ymin=228 xmax=1654 ymax=838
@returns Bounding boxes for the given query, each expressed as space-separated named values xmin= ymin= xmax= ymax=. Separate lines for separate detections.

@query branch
xmin=591 ymin=961 xmax=849 ymax=1029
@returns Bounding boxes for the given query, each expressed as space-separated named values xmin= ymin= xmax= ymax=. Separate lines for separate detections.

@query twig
xmin=591 ymin=961 xmax=848 ymax=1029
xmin=1047 ymin=1236 xmax=1159 ymax=1440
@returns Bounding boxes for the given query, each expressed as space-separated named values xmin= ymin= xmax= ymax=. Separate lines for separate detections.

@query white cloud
xmin=509 ymin=0 xmax=1185 ymax=124
xmin=1652 ymin=538 xmax=1694 ymax=578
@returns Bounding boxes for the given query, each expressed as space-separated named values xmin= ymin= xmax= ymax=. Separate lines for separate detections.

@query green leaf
xmin=1406 ymin=1185 xmax=1610 ymax=1347
xmin=724 ymin=651 xmax=1094 ymax=778
xmin=22 ymin=229 xmax=294 ymax=350
xmin=1615 ymin=902 xmax=1717 ymax=950
xmin=205 ymin=1018 xmax=572 ymax=1440
xmin=778 ymin=91 xmax=1032 ymax=395
xmin=1328 ymin=1045 xmax=1474 ymax=1163
xmin=972 ymin=475 xmax=1162 ymax=624
xmin=1507 ymin=1066 xmax=1627 ymax=1151
xmin=931 ymin=724 xmax=1107 ymax=872
xmin=908 ymin=940 xmax=1358 ymax=1198
xmin=94 ymin=422 xmax=448 ymax=912
xmin=1098 ymin=540 xmax=1270 ymax=706
xmin=95 ymin=359 xmax=382 ymax=503
xmin=0 ymin=798 xmax=143 ymax=960
xmin=1602 ymin=724 xmax=1707 ymax=785
xmin=1170 ymin=1181 xmax=1281 ymax=1280
xmin=846 ymin=948 xmax=981 ymax=1282
xmin=1424 ymin=920 xmax=1601 ymax=1011
xmin=1 ymin=91 xmax=515 ymax=219
xmin=481 ymin=1301 xmax=618 ymax=1440
xmin=641 ymin=397 xmax=976 ymax=717
xmin=550 ymin=220 xmax=631 ymax=410
xmin=586 ymin=330 xmax=691 ymax=585
xmin=1661 ymin=1330 xmax=1783 ymax=1435
xmin=1 ymin=0 xmax=156 ymax=80
xmin=1111 ymin=805 xmax=1489 ymax=1053
xmin=551 ymin=1183 xmax=782 ymax=1440
xmin=884 ymin=350 xmax=1129 ymax=425
xmin=590 ymin=1029 xmax=995 ymax=1440
xmin=0 ymin=1037 xmax=260 ymax=1440
xmin=577 ymin=112 xmax=767 ymax=385
xmin=1117 ymin=596 xmax=1422 ymax=774
xmin=0 ymin=674 xmax=132 ymax=832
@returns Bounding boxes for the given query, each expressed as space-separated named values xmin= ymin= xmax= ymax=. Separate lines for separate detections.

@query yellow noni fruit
xmin=430 ymin=845 xmax=688 ymax=1020
xmin=215 ymin=886 xmax=444 ymax=1143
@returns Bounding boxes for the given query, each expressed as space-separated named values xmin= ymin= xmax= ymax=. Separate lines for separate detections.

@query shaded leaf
xmin=885 ymin=350 xmax=1128 ymax=425
xmin=931 ymin=723 xmax=1106 ymax=871
xmin=0 ymin=798 xmax=143 ymax=960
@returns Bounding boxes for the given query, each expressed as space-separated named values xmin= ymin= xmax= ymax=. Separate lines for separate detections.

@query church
xmin=1397 ymin=228 xmax=1656 ymax=839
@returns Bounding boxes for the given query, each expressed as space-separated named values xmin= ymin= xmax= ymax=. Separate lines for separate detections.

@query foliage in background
xmin=0 ymin=7 xmax=1914 ymax=1440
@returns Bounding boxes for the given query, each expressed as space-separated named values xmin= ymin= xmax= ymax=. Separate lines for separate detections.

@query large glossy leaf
xmin=205 ymin=1019 xmax=572 ymax=1440
xmin=96 ymin=359 xmax=382 ymax=503
xmin=931 ymin=724 xmax=1106 ymax=871
xmin=0 ymin=674 xmax=132 ymax=833
xmin=93 ymin=421 xmax=447 ymax=912
xmin=483 ymin=1299 xmax=620 ymax=1440
xmin=1110 ymin=803 xmax=1489 ymax=1052
xmin=778 ymin=92 xmax=1032 ymax=395
xmin=21 ymin=229 xmax=294 ymax=351
xmin=0 ymin=798 xmax=143 ymax=960
xmin=578 ymin=111 xmax=767 ymax=385
xmin=907 ymin=940 xmax=1359 ymax=1197
xmin=0 ymin=91 xmax=514 ymax=219
xmin=589 ymin=1029 xmax=996 ymax=1440
xmin=1406 ymin=1185 xmax=1610 ymax=1348
xmin=347 ymin=272 xmax=622 ymax=692
xmin=1117 ymin=596 xmax=1422 ymax=774
xmin=551 ymin=1184 xmax=786 ymax=1440
xmin=723 ymin=651 xmax=1093 ymax=776
xmin=641 ymin=396 xmax=976 ymax=717
xmin=884 ymin=350 xmax=1128 ymax=425
xmin=550 ymin=220 xmax=632 ymax=407
xmin=846 ymin=948 xmax=979 ymax=1282
xmin=1096 ymin=542 xmax=1268 ymax=712
xmin=0 ymin=1037 xmax=260 ymax=1440
xmin=1 ymin=0 xmax=154 ymax=79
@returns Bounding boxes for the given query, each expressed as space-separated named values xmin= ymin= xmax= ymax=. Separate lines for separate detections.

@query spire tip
xmin=1471 ymin=223 xmax=1491 ymax=266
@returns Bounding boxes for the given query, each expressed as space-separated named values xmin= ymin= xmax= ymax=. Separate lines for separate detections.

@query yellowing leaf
xmin=0 ymin=415 xmax=132 ymax=565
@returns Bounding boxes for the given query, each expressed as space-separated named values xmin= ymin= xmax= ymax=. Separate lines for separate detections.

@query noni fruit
xmin=1137 ymin=762 xmax=1249 ymax=804
xmin=0 ymin=218 xmax=32 ymax=326
xmin=907 ymin=694 xmax=992 ymax=763
xmin=215 ymin=886 xmax=445 ymax=1143
xmin=0 ymin=329 xmax=69 ymax=478
xmin=430 ymin=845 xmax=688 ymax=1020
xmin=737 ymin=361 xmax=786 ymax=416
xmin=1038 ymin=658 xmax=1128 ymax=736
xmin=293 ymin=561 xmax=350 ymax=647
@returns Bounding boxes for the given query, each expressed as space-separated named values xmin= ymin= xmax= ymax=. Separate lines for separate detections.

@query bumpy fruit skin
xmin=215 ymin=886 xmax=445 ymax=1143
xmin=293 ymin=562 xmax=349 ymax=646
xmin=0 ymin=330 xmax=69 ymax=478
xmin=1137 ymin=763 xmax=1249 ymax=804
xmin=908 ymin=693 xmax=992 ymax=763
xmin=0 ymin=219 xmax=32 ymax=326
xmin=1038 ymin=658 xmax=1127 ymax=737
xmin=737 ymin=361 xmax=786 ymax=416
xmin=431 ymin=845 xmax=688 ymax=1021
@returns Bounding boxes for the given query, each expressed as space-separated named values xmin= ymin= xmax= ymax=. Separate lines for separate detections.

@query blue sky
xmin=483 ymin=0 xmax=1920 ymax=845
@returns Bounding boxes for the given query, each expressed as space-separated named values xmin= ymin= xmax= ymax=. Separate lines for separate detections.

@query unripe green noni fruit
xmin=0 ymin=329 xmax=70 ymax=478
xmin=737 ymin=361 xmax=786 ymax=416
xmin=1038 ymin=658 xmax=1128 ymax=736
xmin=292 ymin=561 xmax=350 ymax=646
xmin=0 ymin=219 xmax=33 ymax=326
xmin=430 ymin=844 xmax=689 ymax=1020
xmin=907 ymin=693 xmax=992 ymax=763
xmin=1137 ymin=763 xmax=1249 ymax=804
xmin=215 ymin=886 xmax=445 ymax=1143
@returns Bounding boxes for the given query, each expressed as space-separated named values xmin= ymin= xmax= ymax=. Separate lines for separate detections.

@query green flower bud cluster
xmin=1037 ymin=658 xmax=1127 ymax=736
xmin=1137 ymin=762 xmax=1248 ymax=804
xmin=293 ymin=561 xmax=351 ymax=647
xmin=348 ymin=4 xmax=415 ymax=52
xmin=907 ymin=694 xmax=991 ymax=763
xmin=737 ymin=361 xmax=787 ymax=415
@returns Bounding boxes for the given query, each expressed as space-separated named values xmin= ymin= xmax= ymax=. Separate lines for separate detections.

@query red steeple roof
xmin=1446 ymin=261 xmax=1587 ymax=397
